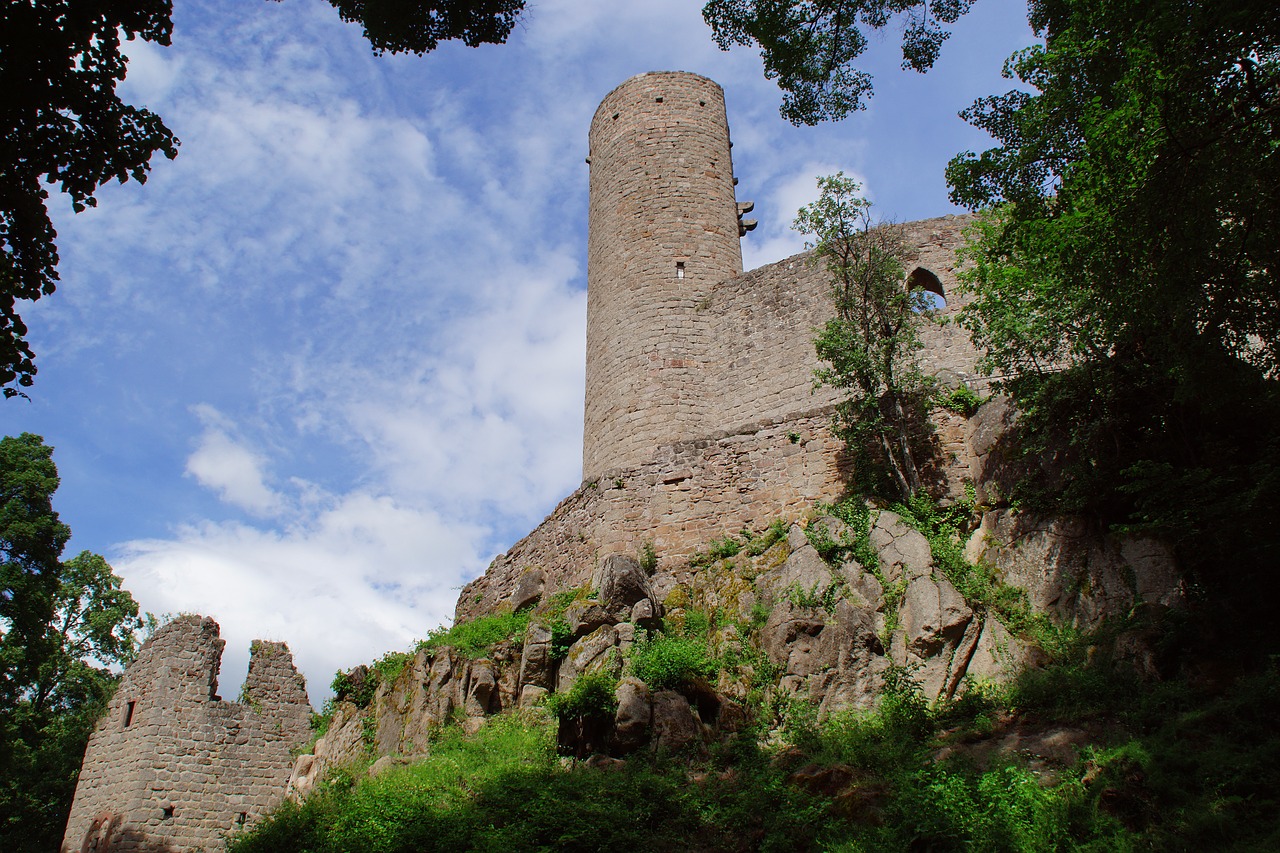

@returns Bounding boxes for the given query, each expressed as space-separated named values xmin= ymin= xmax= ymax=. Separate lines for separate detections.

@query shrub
xmin=544 ymin=672 xmax=619 ymax=721
xmin=630 ymin=634 xmax=715 ymax=690
xmin=417 ymin=609 xmax=530 ymax=659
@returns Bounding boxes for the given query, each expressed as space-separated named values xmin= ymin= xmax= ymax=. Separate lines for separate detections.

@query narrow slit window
xmin=676 ymin=262 xmax=685 ymax=279
xmin=123 ymin=701 xmax=136 ymax=728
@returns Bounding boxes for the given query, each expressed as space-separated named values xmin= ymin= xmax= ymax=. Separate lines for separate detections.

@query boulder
xmin=762 ymin=600 xmax=831 ymax=677
xmin=870 ymin=512 xmax=933 ymax=585
xmin=901 ymin=574 xmax=973 ymax=657
xmin=597 ymin=554 xmax=657 ymax=617
xmin=610 ymin=677 xmax=653 ymax=754
xmin=519 ymin=623 xmax=552 ymax=689
xmin=563 ymin=600 xmax=614 ymax=638
xmin=556 ymin=625 xmax=618 ymax=692
xmin=650 ymin=690 xmax=704 ymax=755
xmin=508 ymin=568 xmax=545 ymax=612
xmin=758 ymin=544 xmax=835 ymax=606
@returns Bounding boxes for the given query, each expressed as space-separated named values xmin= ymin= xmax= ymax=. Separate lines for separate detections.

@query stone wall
xmin=61 ymin=616 xmax=312 ymax=853
xmin=462 ymin=209 xmax=984 ymax=625
xmin=583 ymin=71 xmax=748 ymax=481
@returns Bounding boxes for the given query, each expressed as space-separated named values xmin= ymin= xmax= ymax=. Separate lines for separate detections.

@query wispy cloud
xmin=14 ymin=0 xmax=1034 ymax=705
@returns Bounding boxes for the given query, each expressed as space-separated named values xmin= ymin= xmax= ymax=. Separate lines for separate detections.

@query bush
xmin=544 ymin=672 xmax=619 ymax=721
xmin=417 ymin=609 xmax=530 ymax=659
xmin=630 ymin=634 xmax=715 ymax=690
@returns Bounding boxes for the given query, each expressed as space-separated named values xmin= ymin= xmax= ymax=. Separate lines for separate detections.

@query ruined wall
xmin=461 ymin=209 xmax=984 ymax=624
xmin=62 ymin=616 xmax=312 ymax=853
xmin=702 ymin=214 xmax=981 ymax=432
xmin=583 ymin=71 xmax=748 ymax=481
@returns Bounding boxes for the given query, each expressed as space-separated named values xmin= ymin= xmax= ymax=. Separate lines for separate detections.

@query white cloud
xmin=185 ymin=426 xmax=283 ymax=518
xmin=19 ymin=0 xmax=1036 ymax=709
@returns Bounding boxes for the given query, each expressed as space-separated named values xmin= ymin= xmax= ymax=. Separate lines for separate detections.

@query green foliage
xmin=946 ymin=0 xmax=1280 ymax=604
xmin=638 ymin=541 xmax=658 ymax=574
xmin=891 ymin=489 xmax=1072 ymax=655
xmin=806 ymin=498 xmax=880 ymax=573
xmin=1 ymin=2 xmax=535 ymax=398
xmin=799 ymin=174 xmax=936 ymax=500
xmin=0 ymin=434 xmax=144 ymax=853
xmin=372 ymin=651 xmax=412 ymax=687
xmin=937 ymin=385 xmax=984 ymax=417
xmin=702 ymin=0 xmax=977 ymax=124
xmin=548 ymin=619 xmax=574 ymax=663
xmin=417 ymin=609 xmax=530 ymax=659
xmin=630 ymin=634 xmax=716 ymax=691
xmin=544 ymin=672 xmax=618 ymax=721
xmin=688 ymin=518 xmax=788 ymax=568
xmin=330 ymin=669 xmax=376 ymax=709
xmin=229 ymin=711 xmax=838 ymax=853
xmin=0 ymin=2 xmax=178 ymax=397
xmin=324 ymin=0 xmax=525 ymax=56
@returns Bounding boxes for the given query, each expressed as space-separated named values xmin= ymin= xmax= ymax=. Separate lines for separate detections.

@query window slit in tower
xmin=676 ymin=262 xmax=685 ymax=279
xmin=123 ymin=700 xmax=136 ymax=728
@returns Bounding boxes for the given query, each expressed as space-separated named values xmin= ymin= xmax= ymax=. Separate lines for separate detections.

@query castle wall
xmin=459 ymin=213 xmax=983 ymax=623
xmin=62 ymin=616 xmax=312 ymax=853
xmin=583 ymin=72 xmax=747 ymax=481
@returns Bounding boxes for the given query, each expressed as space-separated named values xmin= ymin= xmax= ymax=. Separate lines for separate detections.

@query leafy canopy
xmin=703 ymin=0 xmax=977 ymax=124
xmin=798 ymin=174 xmax=934 ymax=499
xmin=946 ymin=0 xmax=1280 ymax=589
xmin=0 ymin=434 xmax=146 ymax=853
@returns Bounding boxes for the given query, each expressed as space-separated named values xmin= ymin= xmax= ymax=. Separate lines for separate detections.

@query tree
xmin=798 ymin=174 xmax=934 ymax=499
xmin=945 ymin=0 xmax=1280 ymax=581
xmin=703 ymin=0 xmax=977 ymax=124
xmin=0 ymin=433 xmax=145 ymax=852
xmin=1 ymin=0 xmax=528 ymax=400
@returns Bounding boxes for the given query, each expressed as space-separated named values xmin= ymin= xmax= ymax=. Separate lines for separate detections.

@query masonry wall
xmin=583 ymin=71 xmax=747 ymax=481
xmin=62 ymin=616 xmax=312 ymax=853
xmin=460 ymin=212 xmax=983 ymax=623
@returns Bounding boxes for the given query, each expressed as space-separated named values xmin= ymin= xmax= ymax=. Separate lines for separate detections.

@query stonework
xmin=61 ymin=616 xmax=312 ymax=853
xmin=584 ymin=72 xmax=747 ymax=480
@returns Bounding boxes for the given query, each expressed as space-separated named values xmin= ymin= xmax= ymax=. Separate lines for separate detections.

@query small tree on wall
xmin=797 ymin=174 xmax=933 ymax=499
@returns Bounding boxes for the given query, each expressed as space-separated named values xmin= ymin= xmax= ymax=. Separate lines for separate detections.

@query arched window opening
xmin=907 ymin=267 xmax=946 ymax=310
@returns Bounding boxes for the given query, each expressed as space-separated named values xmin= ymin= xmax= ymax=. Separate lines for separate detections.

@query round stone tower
xmin=583 ymin=71 xmax=746 ymax=481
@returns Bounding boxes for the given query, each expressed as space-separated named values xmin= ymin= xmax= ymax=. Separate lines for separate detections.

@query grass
xmin=417 ymin=609 xmax=531 ymax=659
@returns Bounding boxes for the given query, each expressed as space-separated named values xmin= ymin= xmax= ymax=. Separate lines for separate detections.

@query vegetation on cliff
xmin=0 ymin=434 xmax=147 ymax=853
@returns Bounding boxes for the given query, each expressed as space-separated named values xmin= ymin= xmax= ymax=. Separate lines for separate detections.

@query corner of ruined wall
xmin=62 ymin=617 xmax=313 ymax=853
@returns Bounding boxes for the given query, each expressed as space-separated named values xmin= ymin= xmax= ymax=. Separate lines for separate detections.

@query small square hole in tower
xmin=676 ymin=262 xmax=685 ymax=279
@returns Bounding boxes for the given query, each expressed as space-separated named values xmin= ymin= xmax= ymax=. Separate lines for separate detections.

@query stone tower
xmin=583 ymin=71 xmax=752 ymax=481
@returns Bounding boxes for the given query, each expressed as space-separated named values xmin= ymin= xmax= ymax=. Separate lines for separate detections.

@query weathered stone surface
xmin=966 ymin=510 xmax=1183 ymax=630
xmin=563 ymin=600 xmax=613 ymax=639
xmin=762 ymin=601 xmax=830 ymax=677
xmin=650 ymin=690 xmax=704 ymax=755
xmin=508 ymin=567 xmax=545 ymax=612
xmin=758 ymin=543 xmax=835 ymax=606
xmin=519 ymin=623 xmax=552 ymax=690
xmin=596 ymin=554 xmax=656 ymax=617
xmin=871 ymin=511 xmax=933 ymax=585
xmin=812 ymin=601 xmax=888 ymax=715
xmin=902 ymin=574 xmax=973 ymax=657
xmin=839 ymin=561 xmax=885 ymax=611
xmin=557 ymin=626 xmax=619 ymax=692
xmin=62 ymin=616 xmax=312 ymax=853
xmin=611 ymin=677 xmax=653 ymax=754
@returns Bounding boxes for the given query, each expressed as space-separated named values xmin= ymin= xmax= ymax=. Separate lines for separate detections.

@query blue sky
xmin=5 ymin=0 xmax=1034 ymax=704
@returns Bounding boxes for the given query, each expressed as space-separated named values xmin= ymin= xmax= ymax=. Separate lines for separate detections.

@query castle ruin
xmin=60 ymin=616 xmax=312 ymax=852
xmin=458 ymin=71 xmax=979 ymax=623
xmin=60 ymin=71 xmax=1178 ymax=851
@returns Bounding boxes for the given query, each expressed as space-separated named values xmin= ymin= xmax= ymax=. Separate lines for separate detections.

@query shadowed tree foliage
xmin=0 ymin=434 xmax=145 ymax=852
xmin=1 ymin=0 xmax=528 ymax=399
xmin=945 ymin=0 xmax=1280 ymax=593
xmin=798 ymin=174 xmax=934 ymax=499
xmin=703 ymin=0 xmax=977 ymax=124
